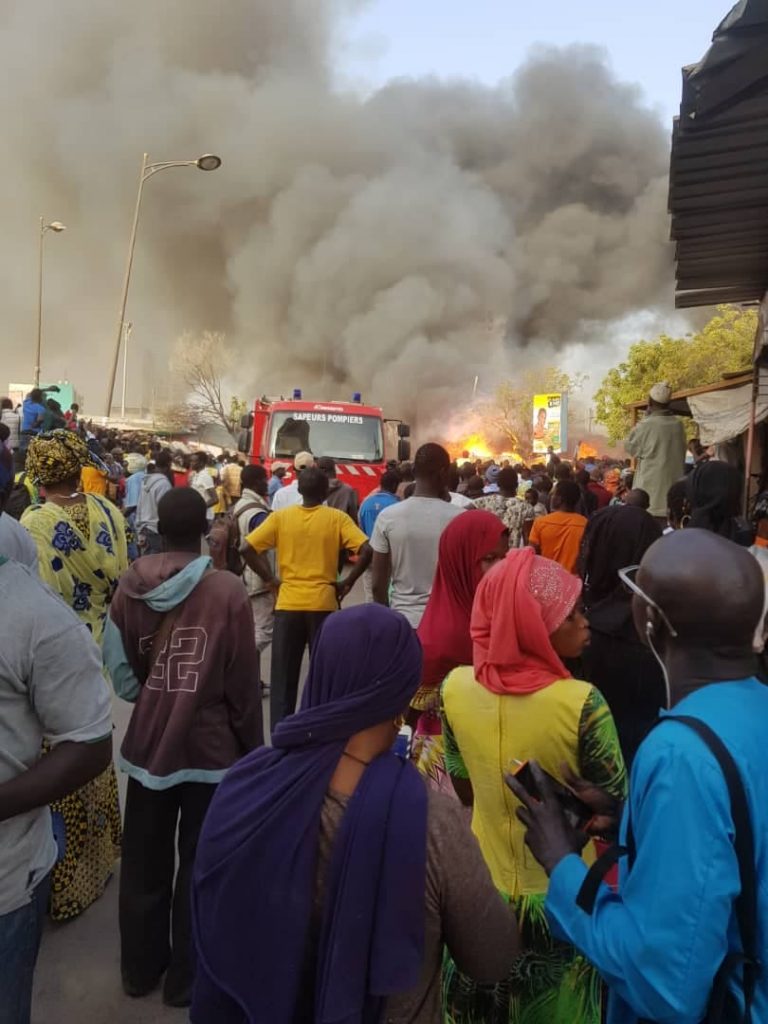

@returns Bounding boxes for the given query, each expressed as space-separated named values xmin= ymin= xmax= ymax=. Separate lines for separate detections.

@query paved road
xmin=33 ymin=691 xmax=193 ymax=1024
xmin=33 ymin=580 xmax=364 ymax=1023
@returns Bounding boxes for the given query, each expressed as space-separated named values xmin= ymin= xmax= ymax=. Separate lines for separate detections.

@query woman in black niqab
xmin=579 ymin=504 xmax=665 ymax=766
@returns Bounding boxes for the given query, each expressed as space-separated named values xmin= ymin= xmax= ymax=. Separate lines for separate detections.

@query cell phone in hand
xmin=511 ymin=760 xmax=592 ymax=831
xmin=393 ymin=724 xmax=413 ymax=759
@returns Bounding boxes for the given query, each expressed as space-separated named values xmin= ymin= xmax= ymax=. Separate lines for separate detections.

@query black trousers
xmin=119 ymin=778 xmax=216 ymax=1002
xmin=270 ymin=610 xmax=330 ymax=731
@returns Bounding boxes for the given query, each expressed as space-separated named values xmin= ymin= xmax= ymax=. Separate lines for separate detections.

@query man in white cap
xmin=271 ymin=452 xmax=315 ymax=511
xmin=626 ymin=382 xmax=686 ymax=522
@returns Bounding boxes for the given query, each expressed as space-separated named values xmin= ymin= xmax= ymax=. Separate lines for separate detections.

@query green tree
xmin=594 ymin=305 xmax=757 ymax=443
xmin=480 ymin=367 xmax=586 ymax=454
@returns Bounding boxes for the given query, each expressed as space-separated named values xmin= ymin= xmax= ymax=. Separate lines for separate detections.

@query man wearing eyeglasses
xmin=508 ymin=529 xmax=768 ymax=1024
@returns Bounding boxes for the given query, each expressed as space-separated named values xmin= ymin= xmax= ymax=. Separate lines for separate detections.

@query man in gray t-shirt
xmin=371 ymin=444 xmax=465 ymax=628
xmin=0 ymin=558 xmax=112 ymax=1021
xmin=0 ymin=511 xmax=38 ymax=570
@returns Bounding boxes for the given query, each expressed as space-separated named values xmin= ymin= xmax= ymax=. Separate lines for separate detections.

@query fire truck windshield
xmin=269 ymin=411 xmax=384 ymax=463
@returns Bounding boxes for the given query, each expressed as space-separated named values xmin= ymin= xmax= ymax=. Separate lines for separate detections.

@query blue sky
xmin=340 ymin=0 xmax=730 ymax=123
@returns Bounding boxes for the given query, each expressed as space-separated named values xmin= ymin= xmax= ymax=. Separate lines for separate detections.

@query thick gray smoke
xmin=0 ymin=1 xmax=672 ymax=424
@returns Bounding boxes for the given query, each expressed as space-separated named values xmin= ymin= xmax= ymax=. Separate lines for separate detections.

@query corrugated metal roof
xmin=670 ymin=0 xmax=768 ymax=308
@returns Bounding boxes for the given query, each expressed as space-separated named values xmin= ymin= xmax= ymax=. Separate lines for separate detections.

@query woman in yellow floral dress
xmin=22 ymin=430 xmax=127 ymax=920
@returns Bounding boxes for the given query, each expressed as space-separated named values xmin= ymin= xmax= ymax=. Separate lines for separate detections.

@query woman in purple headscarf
xmin=191 ymin=604 xmax=519 ymax=1024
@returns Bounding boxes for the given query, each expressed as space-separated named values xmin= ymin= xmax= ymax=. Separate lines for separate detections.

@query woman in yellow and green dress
xmin=441 ymin=547 xmax=626 ymax=1024
xmin=22 ymin=430 xmax=127 ymax=920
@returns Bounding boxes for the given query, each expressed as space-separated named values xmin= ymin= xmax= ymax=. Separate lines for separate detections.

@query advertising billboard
xmin=532 ymin=392 xmax=568 ymax=455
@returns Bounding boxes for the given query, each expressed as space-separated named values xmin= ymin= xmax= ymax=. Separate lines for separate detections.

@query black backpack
xmin=5 ymin=472 xmax=33 ymax=521
xmin=577 ymin=716 xmax=760 ymax=1024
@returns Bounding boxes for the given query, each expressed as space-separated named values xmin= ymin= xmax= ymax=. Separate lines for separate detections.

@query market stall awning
xmin=627 ymin=371 xmax=753 ymax=417
xmin=688 ymin=372 xmax=768 ymax=444
xmin=627 ymin=370 xmax=768 ymax=444
xmin=669 ymin=0 xmax=768 ymax=308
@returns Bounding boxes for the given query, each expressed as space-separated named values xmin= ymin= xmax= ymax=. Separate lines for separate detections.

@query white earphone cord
xmin=646 ymin=619 xmax=672 ymax=710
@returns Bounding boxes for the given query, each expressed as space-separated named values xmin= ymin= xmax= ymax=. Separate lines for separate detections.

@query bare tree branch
xmin=171 ymin=331 xmax=244 ymax=439
xmin=477 ymin=368 xmax=587 ymax=456
xmin=153 ymin=402 xmax=208 ymax=433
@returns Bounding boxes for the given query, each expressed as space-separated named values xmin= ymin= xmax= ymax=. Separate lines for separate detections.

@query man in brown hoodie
xmin=104 ymin=488 xmax=262 ymax=1008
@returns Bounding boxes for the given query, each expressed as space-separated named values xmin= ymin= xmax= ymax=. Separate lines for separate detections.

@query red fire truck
xmin=238 ymin=390 xmax=411 ymax=501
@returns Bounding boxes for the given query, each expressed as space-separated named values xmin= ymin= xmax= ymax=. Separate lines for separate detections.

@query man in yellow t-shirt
xmin=243 ymin=466 xmax=372 ymax=731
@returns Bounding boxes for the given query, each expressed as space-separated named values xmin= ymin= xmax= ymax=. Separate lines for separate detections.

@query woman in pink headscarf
xmin=441 ymin=548 xmax=626 ymax=1024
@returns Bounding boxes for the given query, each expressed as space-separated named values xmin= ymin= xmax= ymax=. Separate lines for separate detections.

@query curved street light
xmin=105 ymin=152 xmax=222 ymax=416
xmin=196 ymin=154 xmax=222 ymax=172
xmin=36 ymin=218 xmax=67 ymax=387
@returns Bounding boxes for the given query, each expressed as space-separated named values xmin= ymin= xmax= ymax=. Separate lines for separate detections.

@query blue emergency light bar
xmin=293 ymin=388 xmax=302 ymax=400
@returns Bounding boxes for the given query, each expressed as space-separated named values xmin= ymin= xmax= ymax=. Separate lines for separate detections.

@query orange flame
xmin=577 ymin=442 xmax=598 ymax=460
xmin=446 ymin=432 xmax=494 ymax=462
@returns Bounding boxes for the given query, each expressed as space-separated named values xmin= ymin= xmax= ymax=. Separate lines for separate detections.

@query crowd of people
xmin=1 ymin=379 xmax=768 ymax=1024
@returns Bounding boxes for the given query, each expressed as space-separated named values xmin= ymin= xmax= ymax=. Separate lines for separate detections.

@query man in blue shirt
xmin=20 ymin=389 xmax=46 ymax=447
xmin=267 ymin=464 xmax=288 ymax=504
xmin=359 ymin=471 xmax=400 ymax=536
xmin=124 ymin=459 xmax=147 ymax=515
xmin=359 ymin=471 xmax=400 ymax=602
xmin=509 ymin=529 xmax=768 ymax=1024
xmin=122 ymin=459 xmax=147 ymax=562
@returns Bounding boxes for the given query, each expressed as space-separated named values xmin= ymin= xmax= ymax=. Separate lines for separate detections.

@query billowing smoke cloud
xmin=0 ymin=0 xmax=672 ymax=424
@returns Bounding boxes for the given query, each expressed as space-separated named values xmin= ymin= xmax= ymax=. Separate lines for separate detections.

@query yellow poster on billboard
xmin=532 ymin=393 xmax=567 ymax=455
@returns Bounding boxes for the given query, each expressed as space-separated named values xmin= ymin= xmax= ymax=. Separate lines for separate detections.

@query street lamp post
xmin=35 ymin=218 xmax=66 ymax=387
xmin=105 ymin=152 xmax=222 ymax=417
xmin=120 ymin=320 xmax=132 ymax=421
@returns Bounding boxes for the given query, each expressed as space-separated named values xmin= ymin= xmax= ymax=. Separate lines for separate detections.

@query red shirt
xmin=587 ymin=482 xmax=611 ymax=509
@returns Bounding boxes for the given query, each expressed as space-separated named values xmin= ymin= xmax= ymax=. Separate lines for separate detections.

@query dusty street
xmin=33 ymin=694 xmax=188 ymax=1024
xmin=30 ymin=592 xmax=332 ymax=1024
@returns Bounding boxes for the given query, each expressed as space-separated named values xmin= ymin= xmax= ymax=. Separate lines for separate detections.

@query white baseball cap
xmin=649 ymin=381 xmax=672 ymax=405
